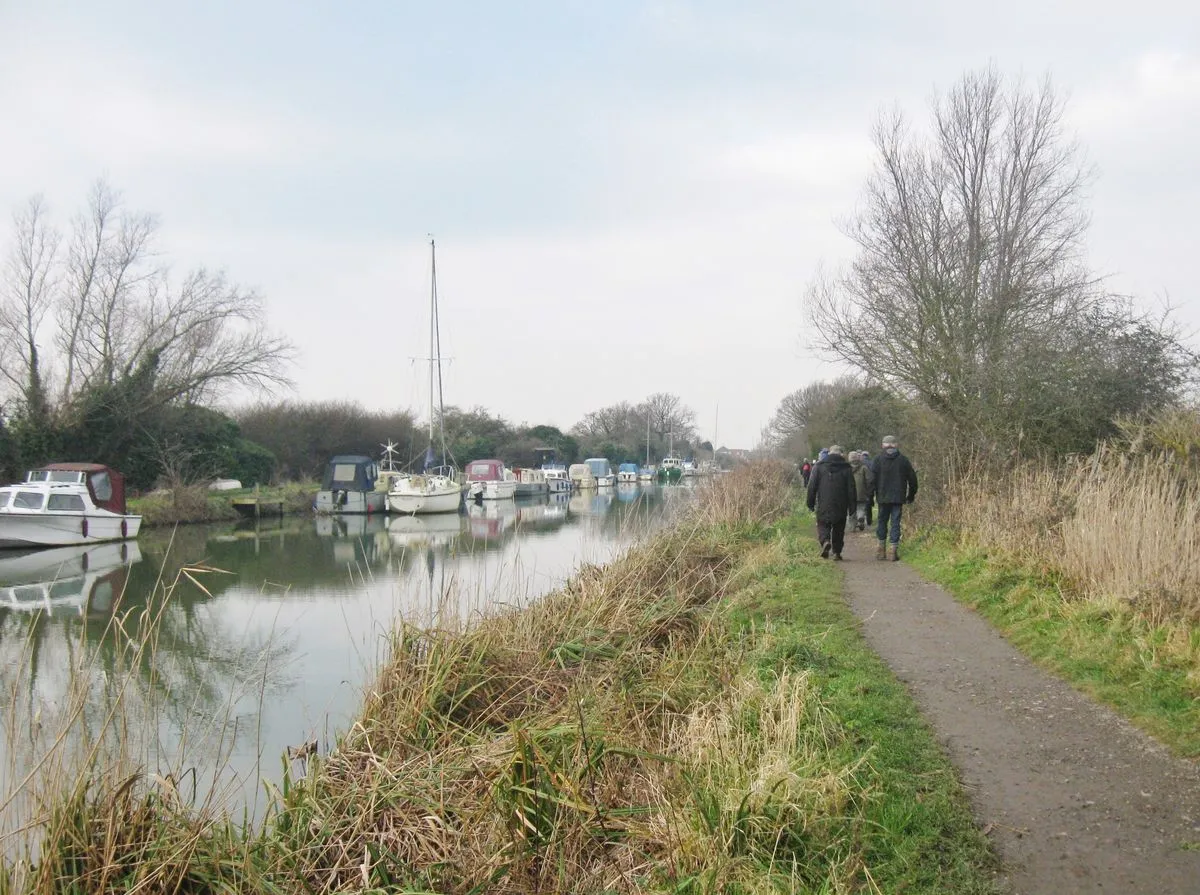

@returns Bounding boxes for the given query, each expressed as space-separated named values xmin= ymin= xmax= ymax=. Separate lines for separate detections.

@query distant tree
xmin=805 ymin=68 xmax=1195 ymax=454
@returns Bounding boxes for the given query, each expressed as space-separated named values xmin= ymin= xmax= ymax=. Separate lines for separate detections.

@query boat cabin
xmin=465 ymin=459 xmax=507 ymax=483
xmin=585 ymin=458 xmax=613 ymax=478
xmin=660 ymin=457 xmax=684 ymax=470
xmin=321 ymin=455 xmax=379 ymax=492
xmin=618 ymin=463 xmax=638 ymax=475
xmin=20 ymin=463 xmax=129 ymax=515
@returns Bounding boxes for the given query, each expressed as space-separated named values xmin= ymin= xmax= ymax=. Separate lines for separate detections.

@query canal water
xmin=0 ymin=483 xmax=690 ymax=825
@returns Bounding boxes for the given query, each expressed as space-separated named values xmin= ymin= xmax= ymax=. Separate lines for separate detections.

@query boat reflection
xmin=569 ymin=491 xmax=614 ymax=516
xmin=387 ymin=512 xmax=464 ymax=550
xmin=0 ymin=542 xmax=143 ymax=617
xmin=464 ymin=500 xmax=518 ymax=543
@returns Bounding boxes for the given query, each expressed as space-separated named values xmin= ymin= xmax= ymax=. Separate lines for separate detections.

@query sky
xmin=0 ymin=1 xmax=1197 ymax=450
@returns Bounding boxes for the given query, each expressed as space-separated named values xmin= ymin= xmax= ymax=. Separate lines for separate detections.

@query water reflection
xmin=0 ymin=484 xmax=685 ymax=825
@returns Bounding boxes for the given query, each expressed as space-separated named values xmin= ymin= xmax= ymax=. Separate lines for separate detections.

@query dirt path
xmin=835 ymin=532 xmax=1200 ymax=894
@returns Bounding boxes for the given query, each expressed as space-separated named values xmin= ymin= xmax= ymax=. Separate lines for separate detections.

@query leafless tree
xmin=807 ymin=68 xmax=1108 ymax=440
xmin=1 ymin=196 xmax=61 ymax=414
xmin=765 ymin=376 xmax=861 ymax=447
xmin=573 ymin=401 xmax=638 ymax=441
xmin=640 ymin=391 xmax=696 ymax=444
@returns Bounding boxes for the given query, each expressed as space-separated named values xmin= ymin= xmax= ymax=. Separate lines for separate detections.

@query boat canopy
xmin=618 ymin=463 xmax=638 ymax=474
xmin=321 ymin=455 xmax=379 ymax=491
xmin=585 ymin=458 xmax=612 ymax=478
xmin=27 ymin=463 xmax=129 ymax=515
xmin=466 ymin=459 xmax=506 ymax=482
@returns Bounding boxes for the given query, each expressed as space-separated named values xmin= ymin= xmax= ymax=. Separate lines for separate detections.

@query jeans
xmin=876 ymin=503 xmax=904 ymax=544
xmin=817 ymin=518 xmax=847 ymax=555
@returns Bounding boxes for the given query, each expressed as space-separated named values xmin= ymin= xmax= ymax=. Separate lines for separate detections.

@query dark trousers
xmin=817 ymin=518 xmax=847 ymax=556
xmin=876 ymin=502 xmax=904 ymax=544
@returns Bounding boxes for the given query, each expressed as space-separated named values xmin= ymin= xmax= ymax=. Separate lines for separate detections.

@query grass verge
xmin=3 ymin=464 xmax=999 ymax=893
xmin=905 ymin=528 xmax=1200 ymax=759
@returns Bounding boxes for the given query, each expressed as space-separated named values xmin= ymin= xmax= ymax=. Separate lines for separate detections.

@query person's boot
xmin=875 ymin=540 xmax=886 ymax=561
xmin=821 ymin=541 xmax=832 ymax=559
xmin=887 ymin=543 xmax=899 ymax=562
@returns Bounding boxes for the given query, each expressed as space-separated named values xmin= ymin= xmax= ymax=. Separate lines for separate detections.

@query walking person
xmin=869 ymin=436 xmax=918 ymax=561
xmin=806 ymin=445 xmax=856 ymax=560
xmin=849 ymin=450 xmax=874 ymax=532
xmin=800 ymin=458 xmax=812 ymax=487
xmin=860 ymin=450 xmax=874 ymax=526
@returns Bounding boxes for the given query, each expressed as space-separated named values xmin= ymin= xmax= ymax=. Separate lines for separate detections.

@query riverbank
xmin=128 ymin=482 xmax=317 ymax=526
xmin=4 ymin=463 xmax=998 ymax=893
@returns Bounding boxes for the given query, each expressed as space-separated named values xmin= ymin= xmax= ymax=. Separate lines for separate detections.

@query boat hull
xmin=387 ymin=478 xmax=462 ymax=514
xmin=514 ymin=481 xmax=548 ymax=497
xmin=468 ymin=480 xmax=517 ymax=500
xmin=314 ymin=490 xmax=386 ymax=514
xmin=0 ymin=512 xmax=142 ymax=549
xmin=546 ymin=477 xmax=571 ymax=494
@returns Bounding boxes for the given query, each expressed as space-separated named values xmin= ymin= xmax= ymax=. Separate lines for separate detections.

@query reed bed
xmin=3 ymin=460 xmax=895 ymax=893
xmin=931 ymin=428 xmax=1200 ymax=743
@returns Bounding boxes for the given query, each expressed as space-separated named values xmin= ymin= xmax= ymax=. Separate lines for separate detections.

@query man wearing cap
xmin=806 ymin=444 xmax=856 ymax=560
xmin=869 ymin=436 xmax=918 ymax=561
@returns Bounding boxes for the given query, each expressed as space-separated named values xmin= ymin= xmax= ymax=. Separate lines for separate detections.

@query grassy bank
xmin=910 ymin=420 xmax=1200 ymax=758
xmin=128 ymin=482 xmax=317 ymax=526
xmin=3 ymin=463 xmax=998 ymax=893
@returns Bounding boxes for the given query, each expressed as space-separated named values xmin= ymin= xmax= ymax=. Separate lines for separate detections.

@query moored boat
xmin=466 ymin=459 xmax=517 ymax=501
xmin=568 ymin=463 xmax=597 ymax=490
xmin=658 ymin=457 xmax=684 ymax=483
xmin=314 ymin=455 xmax=386 ymax=514
xmin=637 ymin=465 xmax=656 ymax=482
xmin=617 ymin=462 xmax=639 ymax=484
xmin=0 ymin=464 xmax=142 ymax=549
xmin=542 ymin=463 xmax=572 ymax=494
xmin=514 ymin=467 xmax=549 ymax=497
xmin=386 ymin=239 xmax=464 ymax=516
xmin=586 ymin=458 xmax=616 ymax=488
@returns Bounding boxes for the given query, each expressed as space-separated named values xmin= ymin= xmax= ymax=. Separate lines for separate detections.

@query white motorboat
xmin=0 ymin=541 xmax=142 ymax=615
xmin=617 ymin=462 xmax=639 ymax=484
xmin=637 ymin=465 xmax=656 ymax=482
xmin=585 ymin=457 xmax=616 ymax=488
xmin=0 ymin=464 xmax=142 ymax=549
xmin=314 ymin=455 xmax=387 ymax=515
xmin=465 ymin=459 xmax=517 ymax=501
xmin=542 ymin=464 xmax=572 ymax=494
xmin=387 ymin=238 xmax=464 ymax=515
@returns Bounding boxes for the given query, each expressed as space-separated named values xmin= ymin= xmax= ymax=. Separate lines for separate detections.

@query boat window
xmin=468 ymin=462 xmax=495 ymax=478
xmin=26 ymin=470 xmax=49 ymax=482
xmin=48 ymin=494 xmax=87 ymax=512
xmin=13 ymin=491 xmax=45 ymax=510
xmin=49 ymin=580 xmax=82 ymax=600
xmin=14 ymin=585 xmax=44 ymax=603
xmin=332 ymin=463 xmax=358 ymax=482
xmin=90 ymin=471 xmax=113 ymax=501
xmin=50 ymin=471 xmax=84 ymax=483
xmin=0 ymin=491 xmax=9 ymax=507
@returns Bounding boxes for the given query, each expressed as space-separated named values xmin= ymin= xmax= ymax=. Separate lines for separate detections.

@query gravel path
xmin=835 ymin=532 xmax=1200 ymax=894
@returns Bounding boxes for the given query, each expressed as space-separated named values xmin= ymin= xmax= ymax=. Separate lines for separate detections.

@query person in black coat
xmin=868 ymin=435 xmax=918 ymax=561
xmin=806 ymin=445 xmax=856 ymax=560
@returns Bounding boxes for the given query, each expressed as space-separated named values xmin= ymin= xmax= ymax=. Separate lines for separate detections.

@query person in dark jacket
xmin=800 ymin=459 xmax=812 ymax=486
xmin=868 ymin=435 xmax=918 ymax=561
xmin=806 ymin=445 xmax=856 ymax=560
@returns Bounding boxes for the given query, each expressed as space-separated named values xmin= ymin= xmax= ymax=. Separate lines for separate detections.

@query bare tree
xmin=1 ymin=196 xmax=61 ymax=415
xmin=765 ymin=376 xmax=860 ymax=447
xmin=640 ymin=392 xmax=696 ymax=445
xmin=573 ymin=401 xmax=638 ymax=441
xmin=807 ymin=68 xmax=1112 ymax=442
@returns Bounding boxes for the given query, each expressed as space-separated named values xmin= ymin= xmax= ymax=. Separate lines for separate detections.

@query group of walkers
xmin=800 ymin=437 xmax=918 ymax=562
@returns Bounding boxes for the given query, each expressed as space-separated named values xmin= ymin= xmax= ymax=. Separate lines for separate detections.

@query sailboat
xmin=387 ymin=239 xmax=464 ymax=515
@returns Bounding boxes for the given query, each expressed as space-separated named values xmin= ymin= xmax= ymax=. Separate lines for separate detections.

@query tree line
xmin=767 ymin=67 xmax=1196 ymax=469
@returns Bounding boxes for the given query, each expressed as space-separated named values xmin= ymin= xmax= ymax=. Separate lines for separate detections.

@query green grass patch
xmin=905 ymin=528 xmax=1200 ymax=759
xmin=720 ymin=515 xmax=1001 ymax=894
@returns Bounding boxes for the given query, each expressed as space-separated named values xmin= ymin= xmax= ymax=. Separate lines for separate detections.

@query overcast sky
xmin=1 ymin=1 xmax=1196 ymax=449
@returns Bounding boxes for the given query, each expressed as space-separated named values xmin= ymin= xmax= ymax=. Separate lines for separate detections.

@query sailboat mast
xmin=427 ymin=239 xmax=436 ymax=449
xmin=645 ymin=413 xmax=650 ymax=466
